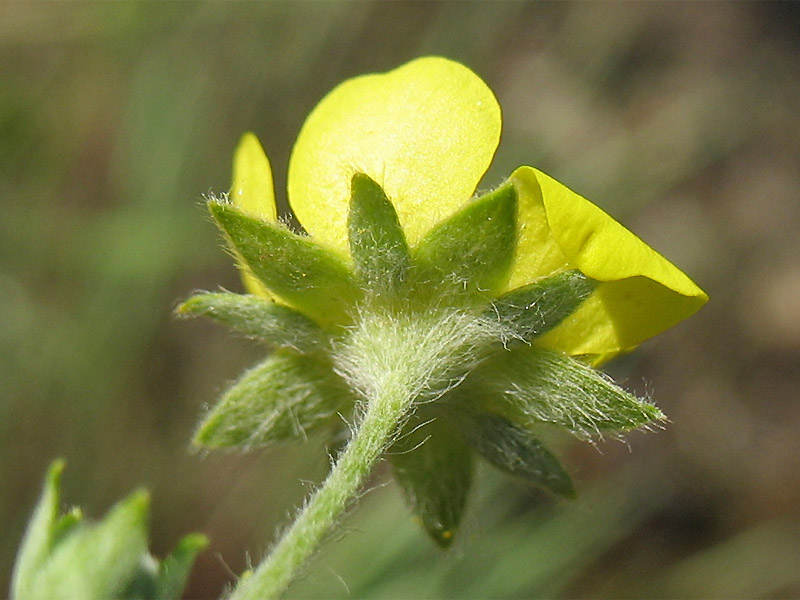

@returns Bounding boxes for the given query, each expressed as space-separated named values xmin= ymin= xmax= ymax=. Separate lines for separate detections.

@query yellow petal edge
xmin=510 ymin=166 xmax=708 ymax=358
xmin=287 ymin=56 xmax=502 ymax=253
xmin=230 ymin=132 xmax=276 ymax=297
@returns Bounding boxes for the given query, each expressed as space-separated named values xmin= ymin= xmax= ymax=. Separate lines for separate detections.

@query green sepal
xmin=388 ymin=410 xmax=473 ymax=548
xmin=461 ymin=412 xmax=575 ymax=498
xmin=478 ymin=346 xmax=665 ymax=438
xmin=11 ymin=459 xmax=65 ymax=600
xmin=194 ymin=350 xmax=352 ymax=448
xmin=348 ymin=173 xmax=411 ymax=294
xmin=208 ymin=200 xmax=360 ymax=325
xmin=154 ymin=533 xmax=209 ymax=600
xmin=23 ymin=490 xmax=150 ymax=600
xmin=177 ymin=292 xmax=325 ymax=353
xmin=413 ymin=183 xmax=517 ymax=294
xmin=489 ymin=270 xmax=595 ymax=343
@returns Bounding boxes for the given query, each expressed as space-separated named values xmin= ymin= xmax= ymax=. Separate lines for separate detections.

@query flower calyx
xmin=180 ymin=172 xmax=664 ymax=547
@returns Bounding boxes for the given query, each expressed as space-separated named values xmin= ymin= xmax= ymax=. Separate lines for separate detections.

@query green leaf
xmin=194 ymin=350 xmax=352 ymax=448
xmin=155 ymin=533 xmax=209 ymax=600
xmin=488 ymin=270 xmax=596 ymax=343
xmin=177 ymin=292 xmax=325 ymax=353
xmin=13 ymin=463 xmax=204 ymax=600
xmin=208 ymin=201 xmax=360 ymax=325
xmin=11 ymin=459 xmax=65 ymax=600
xmin=388 ymin=410 xmax=473 ymax=548
xmin=26 ymin=490 xmax=151 ymax=600
xmin=478 ymin=346 xmax=665 ymax=438
xmin=413 ymin=183 xmax=517 ymax=294
xmin=348 ymin=173 xmax=411 ymax=294
xmin=119 ymin=532 xmax=209 ymax=600
xmin=461 ymin=412 xmax=575 ymax=498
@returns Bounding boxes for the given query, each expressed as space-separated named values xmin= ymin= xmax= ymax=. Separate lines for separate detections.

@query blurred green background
xmin=2 ymin=2 xmax=800 ymax=598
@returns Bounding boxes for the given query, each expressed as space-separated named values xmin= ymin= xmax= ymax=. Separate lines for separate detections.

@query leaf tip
xmin=46 ymin=458 xmax=66 ymax=489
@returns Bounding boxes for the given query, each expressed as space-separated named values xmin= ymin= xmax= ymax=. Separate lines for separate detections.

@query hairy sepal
xmin=489 ymin=269 xmax=596 ymax=344
xmin=348 ymin=173 xmax=411 ymax=295
xmin=177 ymin=292 xmax=325 ymax=353
xmin=389 ymin=409 xmax=473 ymax=547
xmin=194 ymin=350 xmax=352 ymax=449
xmin=412 ymin=183 xmax=517 ymax=295
xmin=478 ymin=346 xmax=664 ymax=438
xmin=460 ymin=411 xmax=575 ymax=497
xmin=208 ymin=200 xmax=359 ymax=326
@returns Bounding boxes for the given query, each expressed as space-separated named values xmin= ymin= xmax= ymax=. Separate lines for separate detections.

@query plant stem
xmin=229 ymin=378 xmax=413 ymax=600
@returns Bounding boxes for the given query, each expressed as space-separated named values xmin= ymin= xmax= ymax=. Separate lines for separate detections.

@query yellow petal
xmin=231 ymin=132 xmax=276 ymax=221
xmin=509 ymin=166 xmax=708 ymax=356
xmin=287 ymin=56 xmax=501 ymax=253
xmin=230 ymin=133 xmax=276 ymax=297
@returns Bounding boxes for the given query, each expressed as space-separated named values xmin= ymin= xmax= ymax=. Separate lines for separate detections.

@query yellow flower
xmin=185 ymin=57 xmax=711 ymax=555
xmin=230 ymin=56 xmax=706 ymax=360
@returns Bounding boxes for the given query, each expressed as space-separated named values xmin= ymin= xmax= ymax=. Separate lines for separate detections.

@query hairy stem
xmin=229 ymin=306 xmax=492 ymax=599
xmin=229 ymin=378 xmax=413 ymax=600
